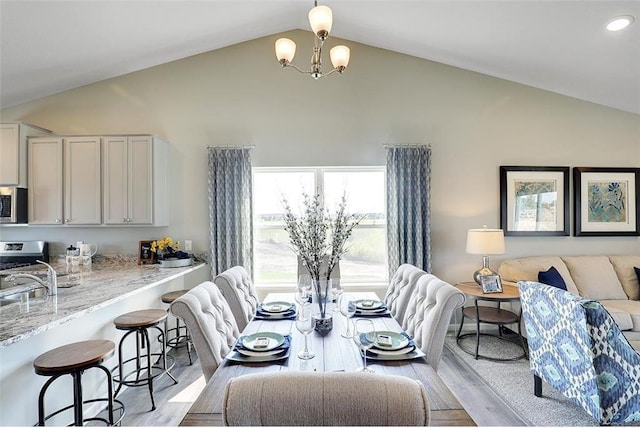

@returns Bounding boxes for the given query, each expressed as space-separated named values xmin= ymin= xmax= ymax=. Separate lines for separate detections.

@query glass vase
xmin=311 ymin=279 xmax=333 ymax=335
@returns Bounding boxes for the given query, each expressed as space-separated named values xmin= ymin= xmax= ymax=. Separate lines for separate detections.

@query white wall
xmin=1 ymin=30 xmax=638 ymax=285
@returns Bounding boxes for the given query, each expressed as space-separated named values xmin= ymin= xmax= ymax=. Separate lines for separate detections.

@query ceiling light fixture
xmin=275 ymin=1 xmax=350 ymax=79
xmin=606 ymin=15 xmax=634 ymax=31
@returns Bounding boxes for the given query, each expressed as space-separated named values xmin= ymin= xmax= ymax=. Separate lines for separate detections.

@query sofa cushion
xmin=561 ymin=256 xmax=628 ymax=300
xmin=499 ymin=257 xmax=579 ymax=295
xmin=600 ymin=300 xmax=640 ymax=331
xmin=538 ymin=266 xmax=567 ymax=290
xmin=608 ymin=256 xmax=640 ymax=300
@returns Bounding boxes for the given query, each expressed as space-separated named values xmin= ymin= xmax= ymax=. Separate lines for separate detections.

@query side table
xmin=455 ymin=282 xmax=528 ymax=361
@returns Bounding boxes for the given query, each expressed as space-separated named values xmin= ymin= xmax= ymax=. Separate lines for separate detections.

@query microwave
xmin=0 ymin=187 xmax=28 ymax=223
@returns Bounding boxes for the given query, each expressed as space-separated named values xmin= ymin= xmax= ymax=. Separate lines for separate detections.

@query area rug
xmin=444 ymin=333 xmax=598 ymax=426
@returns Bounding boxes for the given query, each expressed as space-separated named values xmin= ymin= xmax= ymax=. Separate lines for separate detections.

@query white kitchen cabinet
xmin=0 ymin=123 xmax=50 ymax=186
xmin=28 ymin=136 xmax=101 ymax=225
xmin=103 ymin=135 xmax=168 ymax=225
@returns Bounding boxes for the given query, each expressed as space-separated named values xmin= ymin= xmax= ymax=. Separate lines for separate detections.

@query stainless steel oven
xmin=0 ymin=187 xmax=27 ymax=223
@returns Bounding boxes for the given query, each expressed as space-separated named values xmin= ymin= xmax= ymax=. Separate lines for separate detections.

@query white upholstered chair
xmin=169 ymin=281 xmax=239 ymax=382
xmin=384 ymin=264 xmax=428 ymax=328
xmin=223 ymin=371 xmax=430 ymax=426
xmin=214 ymin=266 xmax=259 ymax=331
xmin=405 ymin=274 xmax=465 ymax=371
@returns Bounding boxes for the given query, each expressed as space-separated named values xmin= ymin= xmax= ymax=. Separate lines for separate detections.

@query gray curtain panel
xmin=207 ymin=147 xmax=253 ymax=279
xmin=386 ymin=145 xmax=432 ymax=274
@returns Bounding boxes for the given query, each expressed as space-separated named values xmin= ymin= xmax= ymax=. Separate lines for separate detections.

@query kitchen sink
xmin=0 ymin=287 xmax=47 ymax=307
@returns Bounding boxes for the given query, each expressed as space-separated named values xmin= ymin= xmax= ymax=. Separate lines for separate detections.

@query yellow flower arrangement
xmin=150 ymin=237 xmax=180 ymax=256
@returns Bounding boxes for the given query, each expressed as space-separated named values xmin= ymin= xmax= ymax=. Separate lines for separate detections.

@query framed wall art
xmin=500 ymin=166 xmax=570 ymax=236
xmin=574 ymin=167 xmax=640 ymax=236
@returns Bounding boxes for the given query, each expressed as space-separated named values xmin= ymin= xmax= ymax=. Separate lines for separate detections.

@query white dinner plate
xmin=261 ymin=301 xmax=294 ymax=313
xmin=372 ymin=331 xmax=410 ymax=351
xmin=355 ymin=299 xmax=384 ymax=310
xmin=241 ymin=332 xmax=285 ymax=351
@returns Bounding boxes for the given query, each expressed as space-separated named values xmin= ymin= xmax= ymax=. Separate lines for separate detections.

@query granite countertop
xmin=0 ymin=256 xmax=207 ymax=347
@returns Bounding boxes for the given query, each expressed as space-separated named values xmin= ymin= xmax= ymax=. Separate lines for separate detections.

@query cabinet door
xmin=103 ymin=136 xmax=129 ymax=224
xmin=0 ymin=124 xmax=20 ymax=185
xmin=64 ymin=136 xmax=101 ymax=224
xmin=28 ymin=137 xmax=63 ymax=224
xmin=128 ymin=136 xmax=153 ymax=224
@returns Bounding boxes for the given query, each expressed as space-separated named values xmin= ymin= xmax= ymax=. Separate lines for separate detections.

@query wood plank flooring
xmin=110 ymin=337 xmax=529 ymax=426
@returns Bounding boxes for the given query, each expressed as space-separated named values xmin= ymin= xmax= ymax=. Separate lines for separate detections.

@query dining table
xmin=180 ymin=292 xmax=475 ymax=426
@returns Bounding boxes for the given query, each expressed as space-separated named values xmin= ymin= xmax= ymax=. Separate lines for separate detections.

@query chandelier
xmin=275 ymin=2 xmax=350 ymax=79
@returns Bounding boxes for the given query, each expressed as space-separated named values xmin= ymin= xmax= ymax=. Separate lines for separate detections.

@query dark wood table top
xmin=180 ymin=292 xmax=475 ymax=426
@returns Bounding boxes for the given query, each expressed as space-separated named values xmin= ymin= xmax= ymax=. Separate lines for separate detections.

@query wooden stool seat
xmin=113 ymin=309 xmax=167 ymax=329
xmin=34 ymin=340 xmax=124 ymax=426
xmin=34 ymin=340 xmax=114 ymax=376
xmin=161 ymin=290 xmax=188 ymax=304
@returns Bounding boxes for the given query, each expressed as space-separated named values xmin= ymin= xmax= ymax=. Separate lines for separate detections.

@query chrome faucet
xmin=6 ymin=260 xmax=58 ymax=296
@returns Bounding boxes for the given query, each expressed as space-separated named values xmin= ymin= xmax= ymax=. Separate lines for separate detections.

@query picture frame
xmin=500 ymin=166 xmax=570 ymax=236
xmin=480 ymin=274 xmax=503 ymax=294
xmin=138 ymin=240 xmax=155 ymax=265
xmin=574 ymin=167 xmax=640 ymax=236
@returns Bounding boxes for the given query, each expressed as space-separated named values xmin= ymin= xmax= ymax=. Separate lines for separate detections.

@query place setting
xmin=352 ymin=298 xmax=391 ymax=318
xmin=227 ymin=331 xmax=292 ymax=363
xmin=253 ymin=301 xmax=297 ymax=321
xmin=351 ymin=319 xmax=425 ymax=366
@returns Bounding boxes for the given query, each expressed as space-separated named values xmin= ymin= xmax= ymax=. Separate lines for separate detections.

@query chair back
xmin=214 ymin=266 xmax=259 ymax=331
xmin=169 ymin=281 xmax=239 ymax=382
xmin=407 ymin=274 xmax=465 ymax=371
xmin=384 ymin=264 xmax=427 ymax=327
xmin=223 ymin=371 xmax=430 ymax=426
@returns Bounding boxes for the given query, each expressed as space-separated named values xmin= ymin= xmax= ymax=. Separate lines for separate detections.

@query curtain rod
xmin=382 ymin=144 xmax=431 ymax=148
xmin=206 ymin=145 xmax=255 ymax=149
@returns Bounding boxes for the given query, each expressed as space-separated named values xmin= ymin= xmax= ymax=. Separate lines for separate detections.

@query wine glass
xmin=295 ymin=307 xmax=315 ymax=360
xmin=296 ymin=274 xmax=312 ymax=304
xmin=331 ymin=279 xmax=343 ymax=312
xmin=294 ymin=286 xmax=309 ymax=308
xmin=339 ymin=294 xmax=356 ymax=338
xmin=353 ymin=319 xmax=376 ymax=372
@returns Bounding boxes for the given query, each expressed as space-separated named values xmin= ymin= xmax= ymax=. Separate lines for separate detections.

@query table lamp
xmin=466 ymin=226 xmax=505 ymax=285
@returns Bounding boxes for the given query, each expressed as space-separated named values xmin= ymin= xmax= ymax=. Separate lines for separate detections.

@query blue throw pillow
xmin=538 ymin=266 xmax=567 ymax=290
xmin=635 ymin=267 xmax=640 ymax=285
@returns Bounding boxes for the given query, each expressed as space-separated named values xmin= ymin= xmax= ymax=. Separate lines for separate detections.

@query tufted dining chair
xmin=169 ymin=281 xmax=239 ymax=382
xmin=214 ymin=266 xmax=259 ymax=331
xmin=405 ymin=274 xmax=465 ymax=371
xmin=384 ymin=264 xmax=428 ymax=328
xmin=223 ymin=371 xmax=430 ymax=426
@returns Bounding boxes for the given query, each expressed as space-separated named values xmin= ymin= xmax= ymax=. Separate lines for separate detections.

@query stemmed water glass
xmin=353 ymin=319 xmax=376 ymax=372
xmin=295 ymin=274 xmax=312 ymax=308
xmin=339 ymin=294 xmax=356 ymax=338
xmin=296 ymin=305 xmax=315 ymax=360
xmin=331 ymin=279 xmax=343 ymax=312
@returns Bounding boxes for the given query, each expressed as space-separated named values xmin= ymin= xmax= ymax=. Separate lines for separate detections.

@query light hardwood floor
xmin=109 ymin=338 xmax=529 ymax=426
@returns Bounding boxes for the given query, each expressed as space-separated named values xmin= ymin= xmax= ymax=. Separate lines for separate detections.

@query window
xmin=253 ymin=167 xmax=387 ymax=286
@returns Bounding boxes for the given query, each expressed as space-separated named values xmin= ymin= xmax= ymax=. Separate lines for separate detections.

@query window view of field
xmin=253 ymin=168 xmax=387 ymax=285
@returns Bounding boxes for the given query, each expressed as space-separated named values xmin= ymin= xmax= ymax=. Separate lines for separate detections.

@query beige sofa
xmin=499 ymin=255 xmax=640 ymax=341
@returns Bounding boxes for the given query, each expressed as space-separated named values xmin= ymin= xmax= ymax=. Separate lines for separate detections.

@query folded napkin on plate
xmin=364 ymin=332 xmax=416 ymax=357
xmin=254 ymin=304 xmax=297 ymax=320
xmin=354 ymin=303 xmax=392 ymax=318
xmin=234 ymin=334 xmax=292 ymax=354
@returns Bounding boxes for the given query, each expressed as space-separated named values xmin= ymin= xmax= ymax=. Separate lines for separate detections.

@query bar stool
xmin=111 ymin=309 xmax=177 ymax=411
xmin=161 ymin=290 xmax=193 ymax=365
xmin=34 ymin=339 xmax=125 ymax=426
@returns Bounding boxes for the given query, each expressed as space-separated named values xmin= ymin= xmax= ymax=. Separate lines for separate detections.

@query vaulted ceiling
xmin=1 ymin=1 xmax=638 ymax=114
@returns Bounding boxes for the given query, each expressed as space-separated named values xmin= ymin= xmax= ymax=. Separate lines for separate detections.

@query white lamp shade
xmin=275 ymin=38 xmax=296 ymax=63
xmin=309 ymin=5 xmax=333 ymax=37
xmin=330 ymin=45 xmax=350 ymax=69
xmin=466 ymin=228 xmax=505 ymax=255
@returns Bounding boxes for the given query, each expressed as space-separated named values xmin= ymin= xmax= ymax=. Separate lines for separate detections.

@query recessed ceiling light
xmin=606 ymin=15 xmax=634 ymax=31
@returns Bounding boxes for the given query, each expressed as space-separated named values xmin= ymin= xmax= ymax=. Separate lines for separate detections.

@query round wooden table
xmin=455 ymin=282 xmax=528 ymax=361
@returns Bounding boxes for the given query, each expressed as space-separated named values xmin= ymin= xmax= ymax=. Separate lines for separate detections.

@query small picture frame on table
xmin=138 ymin=240 xmax=155 ymax=265
xmin=480 ymin=274 xmax=503 ymax=294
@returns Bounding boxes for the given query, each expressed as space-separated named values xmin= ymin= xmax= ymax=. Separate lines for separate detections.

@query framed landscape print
xmin=500 ymin=166 xmax=570 ymax=236
xmin=574 ymin=167 xmax=640 ymax=236
xmin=480 ymin=274 xmax=503 ymax=293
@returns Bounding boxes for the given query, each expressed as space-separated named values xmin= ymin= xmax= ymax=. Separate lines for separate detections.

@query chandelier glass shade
xmin=275 ymin=3 xmax=350 ymax=79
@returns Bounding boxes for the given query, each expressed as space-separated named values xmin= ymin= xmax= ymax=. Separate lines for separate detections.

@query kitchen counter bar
xmin=0 ymin=257 xmax=207 ymax=347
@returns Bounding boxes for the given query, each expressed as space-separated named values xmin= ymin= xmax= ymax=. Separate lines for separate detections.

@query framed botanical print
xmin=574 ymin=167 xmax=640 ymax=236
xmin=500 ymin=166 xmax=570 ymax=236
